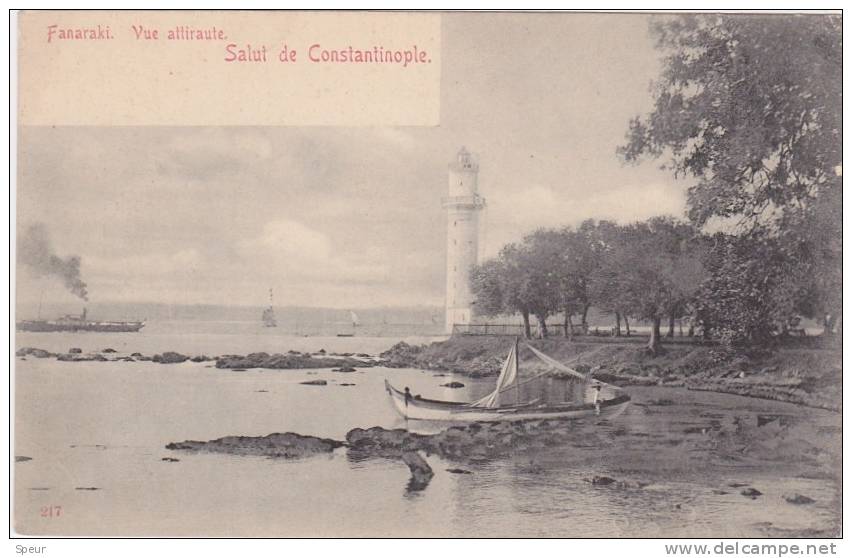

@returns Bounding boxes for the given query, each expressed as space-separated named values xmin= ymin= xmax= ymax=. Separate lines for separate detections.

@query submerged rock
xmin=441 ymin=381 xmax=465 ymax=388
xmin=333 ymin=366 xmax=357 ymax=373
xmin=15 ymin=456 xmax=32 ymax=462
xmin=741 ymin=488 xmax=763 ymax=498
xmin=784 ymin=493 xmax=815 ymax=505
xmin=161 ymin=457 xmax=180 ymax=462
xmin=69 ymin=347 xmax=82 ymax=354
xmin=16 ymin=347 xmax=54 ymax=358
xmin=300 ymin=379 xmax=328 ymax=386
xmin=402 ymin=451 xmax=434 ymax=491
xmin=589 ymin=475 xmax=617 ymax=486
xmin=153 ymin=352 xmax=189 ymax=364
xmin=102 ymin=348 xmax=117 ymax=353
xmin=446 ymin=468 xmax=472 ymax=474
xmin=166 ymin=432 xmax=345 ymax=459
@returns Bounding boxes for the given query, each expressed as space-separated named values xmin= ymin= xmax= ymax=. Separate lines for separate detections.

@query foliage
xmin=620 ymin=14 xmax=841 ymax=343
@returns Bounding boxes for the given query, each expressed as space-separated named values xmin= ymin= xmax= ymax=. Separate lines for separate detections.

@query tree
xmin=620 ymin=14 xmax=842 ymax=344
xmin=514 ymin=231 xmax=564 ymax=338
xmin=598 ymin=218 xmax=704 ymax=354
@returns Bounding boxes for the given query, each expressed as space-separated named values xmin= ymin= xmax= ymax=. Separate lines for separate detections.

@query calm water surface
xmin=14 ymin=323 xmax=841 ymax=537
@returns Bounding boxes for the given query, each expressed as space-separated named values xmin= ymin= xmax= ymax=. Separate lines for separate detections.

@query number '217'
xmin=40 ymin=505 xmax=62 ymax=518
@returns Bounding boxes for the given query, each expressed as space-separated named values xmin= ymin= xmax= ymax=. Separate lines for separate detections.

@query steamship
xmin=16 ymin=308 xmax=145 ymax=333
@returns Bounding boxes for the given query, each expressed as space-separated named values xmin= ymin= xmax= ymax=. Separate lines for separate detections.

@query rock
xmin=300 ymin=379 xmax=327 ymax=386
xmin=16 ymin=347 xmax=53 ymax=358
xmin=712 ymin=489 xmax=730 ymax=495
xmin=130 ymin=352 xmax=143 ymax=357
xmin=402 ymin=451 xmax=434 ymax=491
xmin=784 ymin=493 xmax=815 ymax=505
xmin=15 ymin=456 xmax=32 ymax=462
xmin=161 ymin=457 xmax=180 ymax=462
xmin=69 ymin=348 xmax=82 ymax=354
xmin=441 ymin=381 xmax=465 ymax=388
xmin=589 ymin=475 xmax=617 ymax=486
xmin=446 ymin=468 xmax=472 ymax=474
xmin=153 ymin=351 xmax=189 ymax=364
xmin=57 ymin=353 xmax=97 ymax=362
xmin=728 ymin=482 xmax=750 ymax=488
xmin=317 ymin=349 xmax=326 ymax=354
xmin=333 ymin=366 xmax=357 ymax=373
xmin=166 ymin=432 xmax=345 ymax=459
xmin=356 ymin=353 xmax=371 ymax=358
xmin=255 ymin=390 xmax=269 ymax=393
xmin=75 ymin=487 xmax=100 ymax=491
xmin=190 ymin=355 xmax=212 ymax=362
xmin=101 ymin=348 xmax=117 ymax=353
xmin=339 ymin=383 xmax=356 ymax=387
xmin=741 ymin=488 xmax=763 ymax=498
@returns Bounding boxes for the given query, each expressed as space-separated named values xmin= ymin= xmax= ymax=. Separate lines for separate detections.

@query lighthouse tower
xmin=442 ymin=147 xmax=486 ymax=333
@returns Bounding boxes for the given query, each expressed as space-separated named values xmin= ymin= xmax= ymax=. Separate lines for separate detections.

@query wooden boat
xmin=385 ymin=340 xmax=630 ymax=422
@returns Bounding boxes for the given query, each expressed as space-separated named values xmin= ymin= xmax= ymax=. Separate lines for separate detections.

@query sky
xmin=16 ymin=13 xmax=692 ymax=309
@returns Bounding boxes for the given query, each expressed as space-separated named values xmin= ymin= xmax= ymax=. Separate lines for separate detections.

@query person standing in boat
xmin=404 ymin=386 xmax=412 ymax=407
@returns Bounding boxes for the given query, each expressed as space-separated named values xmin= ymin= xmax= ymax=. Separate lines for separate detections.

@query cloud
xmin=239 ymin=219 xmax=391 ymax=284
xmin=157 ymin=129 xmax=273 ymax=180
xmin=87 ymin=249 xmax=203 ymax=277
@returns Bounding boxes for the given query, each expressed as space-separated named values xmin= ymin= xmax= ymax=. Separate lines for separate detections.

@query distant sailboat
xmin=337 ymin=310 xmax=360 ymax=337
xmin=262 ymin=288 xmax=277 ymax=328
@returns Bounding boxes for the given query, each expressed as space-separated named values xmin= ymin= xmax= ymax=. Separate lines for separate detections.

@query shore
xmin=380 ymin=335 xmax=843 ymax=412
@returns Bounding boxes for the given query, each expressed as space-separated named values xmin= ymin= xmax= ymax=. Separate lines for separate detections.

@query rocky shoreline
xmin=164 ymin=392 xmax=841 ymax=515
xmin=379 ymin=337 xmax=843 ymax=412
xmin=15 ymin=346 xmax=381 ymax=371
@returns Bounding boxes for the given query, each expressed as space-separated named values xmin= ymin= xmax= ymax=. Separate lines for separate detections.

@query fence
xmin=452 ymin=322 xmax=589 ymax=337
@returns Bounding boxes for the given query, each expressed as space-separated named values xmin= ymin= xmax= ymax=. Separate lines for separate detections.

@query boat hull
xmin=384 ymin=380 xmax=630 ymax=422
xmin=16 ymin=320 xmax=145 ymax=333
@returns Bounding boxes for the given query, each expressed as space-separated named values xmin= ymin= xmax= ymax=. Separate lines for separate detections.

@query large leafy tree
xmin=621 ymin=14 xmax=841 ymax=341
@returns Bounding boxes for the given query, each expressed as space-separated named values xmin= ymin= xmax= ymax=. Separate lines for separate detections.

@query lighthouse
xmin=442 ymin=147 xmax=486 ymax=333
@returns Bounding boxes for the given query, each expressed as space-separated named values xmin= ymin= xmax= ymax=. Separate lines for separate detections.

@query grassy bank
xmin=381 ymin=335 xmax=842 ymax=412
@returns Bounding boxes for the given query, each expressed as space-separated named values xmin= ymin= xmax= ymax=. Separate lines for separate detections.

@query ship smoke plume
xmin=18 ymin=223 xmax=89 ymax=301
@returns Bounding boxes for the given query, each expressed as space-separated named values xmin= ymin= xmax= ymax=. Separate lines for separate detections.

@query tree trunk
xmin=536 ymin=314 xmax=548 ymax=338
xmin=647 ymin=316 xmax=662 ymax=354
xmin=688 ymin=323 xmax=695 ymax=337
xmin=581 ymin=304 xmax=590 ymax=334
xmin=563 ymin=310 xmax=570 ymax=338
xmin=566 ymin=313 xmax=574 ymax=341
xmin=614 ymin=312 xmax=622 ymax=337
xmin=667 ymin=312 xmax=676 ymax=338
xmin=521 ymin=311 xmax=531 ymax=339
xmin=624 ymin=316 xmax=631 ymax=336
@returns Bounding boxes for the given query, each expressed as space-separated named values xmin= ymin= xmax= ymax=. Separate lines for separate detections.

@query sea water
xmin=13 ymin=322 xmax=841 ymax=537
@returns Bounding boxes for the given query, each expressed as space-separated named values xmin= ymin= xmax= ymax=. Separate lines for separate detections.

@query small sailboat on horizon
xmin=337 ymin=310 xmax=360 ymax=337
xmin=262 ymin=288 xmax=277 ymax=328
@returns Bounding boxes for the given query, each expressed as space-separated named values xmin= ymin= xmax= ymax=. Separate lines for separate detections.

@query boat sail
xmin=385 ymin=340 xmax=630 ymax=422
xmin=262 ymin=288 xmax=277 ymax=328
